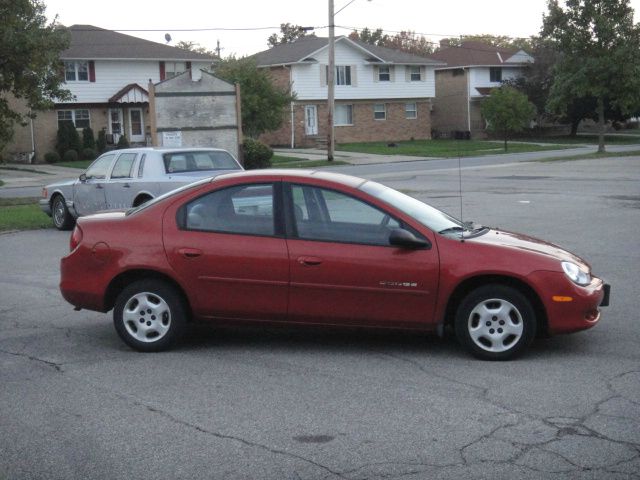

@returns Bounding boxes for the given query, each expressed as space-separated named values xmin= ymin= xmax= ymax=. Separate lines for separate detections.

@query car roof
xmin=105 ymin=147 xmax=231 ymax=154
xmin=210 ymin=169 xmax=368 ymax=189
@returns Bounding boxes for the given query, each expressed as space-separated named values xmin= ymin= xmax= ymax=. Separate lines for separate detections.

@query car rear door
xmin=163 ymin=181 xmax=290 ymax=321
xmin=73 ymin=154 xmax=113 ymax=216
xmin=285 ymin=182 xmax=440 ymax=328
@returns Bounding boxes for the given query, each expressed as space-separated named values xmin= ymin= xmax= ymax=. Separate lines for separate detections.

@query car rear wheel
xmin=113 ymin=279 xmax=186 ymax=352
xmin=52 ymin=195 xmax=74 ymax=230
xmin=455 ymin=285 xmax=536 ymax=360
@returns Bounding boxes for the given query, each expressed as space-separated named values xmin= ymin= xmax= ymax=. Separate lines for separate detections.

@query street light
xmin=327 ymin=0 xmax=370 ymax=161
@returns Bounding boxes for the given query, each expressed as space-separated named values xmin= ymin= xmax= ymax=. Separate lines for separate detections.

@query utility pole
xmin=327 ymin=0 xmax=335 ymax=161
xmin=215 ymin=40 xmax=222 ymax=59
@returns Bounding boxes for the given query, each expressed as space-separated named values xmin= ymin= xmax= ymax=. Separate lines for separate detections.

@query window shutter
xmin=390 ymin=66 xmax=395 ymax=82
xmin=405 ymin=66 xmax=410 ymax=82
xmin=421 ymin=66 xmax=426 ymax=82
xmin=89 ymin=61 xmax=96 ymax=82
xmin=159 ymin=61 xmax=166 ymax=81
xmin=373 ymin=66 xmax=379 ymax=83
xmin=350 ymin=65 xmax=357 ymax=86
xmin=320 ymin=64 xmax=327 ymax=86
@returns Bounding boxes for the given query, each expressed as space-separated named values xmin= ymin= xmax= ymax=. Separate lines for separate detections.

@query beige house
xmin=252 ymin=36 xmax=444 ymax=148
xmin=3 ymin=25 xmax=215 ymax=162
xmin=429 ymin=41 xmax=533 ymax=138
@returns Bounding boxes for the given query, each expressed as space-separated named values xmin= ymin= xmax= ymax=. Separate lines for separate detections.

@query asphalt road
xmin=1 ymin=156 xmax=639 ymax=479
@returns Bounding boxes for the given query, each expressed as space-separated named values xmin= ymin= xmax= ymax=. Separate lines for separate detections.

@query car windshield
xmin=163 ymin=151 xmax=240 ymax=174
xmin=125 ymin=178 xmax=211 ymax=216
xmin=359 ymin=181 xmax=463 ymax=234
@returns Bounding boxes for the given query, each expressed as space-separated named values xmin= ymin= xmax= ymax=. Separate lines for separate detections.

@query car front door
xmin=164 ymin=181 xmax=289 ymax=321
xmin=104 ymin=152 xmax=138 ymax=209
xmin=285 ymin=183 xmax=440 ymax=327
xmin=73 ymin=154 xmax=114 ymax=216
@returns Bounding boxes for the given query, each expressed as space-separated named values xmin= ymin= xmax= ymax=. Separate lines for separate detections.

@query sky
xmin=44 ymin=0 xmax=640 ymax=57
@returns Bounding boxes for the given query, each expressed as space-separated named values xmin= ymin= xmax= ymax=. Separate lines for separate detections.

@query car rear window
xmin=163 ymin=151 xmax=240 ymax=174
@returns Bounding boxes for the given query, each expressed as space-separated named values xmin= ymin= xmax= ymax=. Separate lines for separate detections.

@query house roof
xmin=61 ymin=25 xmax=216 ymax=61
xmin=429 ymin=41 xmax=532 ymax=68
xmin=109 ymin=83 xmax=149 ymax=103
xmin=252 ymin=36 xmax=444 ymax=67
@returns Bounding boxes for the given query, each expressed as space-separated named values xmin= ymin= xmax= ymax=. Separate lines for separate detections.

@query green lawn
xmin=516 ymin=134 xmax=640 ymax=145
xmin=336 ymin=139 xmax=572 ymax=157
xmin=271 ymin=154 xmax=348 ymax=168
xmin=0 ymin=198 xmax=51 ymax=231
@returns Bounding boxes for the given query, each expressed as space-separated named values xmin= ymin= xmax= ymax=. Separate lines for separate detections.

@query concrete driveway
xmin=0 ymin=155 xmax=639 ymax=479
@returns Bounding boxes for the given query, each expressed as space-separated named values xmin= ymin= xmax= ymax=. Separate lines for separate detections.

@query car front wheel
xmin=455 ymin=284 xmax=537 ymax=360
xmin=52 ymin=195 xmax=74 ymax=230
xmin=113 ymin=279 xmax=186 ymax=352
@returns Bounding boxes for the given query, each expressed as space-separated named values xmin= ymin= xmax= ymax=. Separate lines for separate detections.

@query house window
xmin=57 ymin=109 xmax=90 ymax=129
xmin=334 ymin=104 xmax=353 ymax=125
xmin=490 ymin=67 xmax=502 ymax=82
xmin=336 ymin=66 xmax=351 ymax=85
xmin=374 ymin=104 xmax=386 ymax=120
xmin=409 ymin=66 xmax=422 ymax=81
xmin=165 ymin=62 xmax=186 ymax=79
xmin=64 ymin=61 xmax=89 ymax=82
xmin=378 ymin=65 xmax=390 ymax=82
xmin=405 ymin=103 xmax=417 ymax=119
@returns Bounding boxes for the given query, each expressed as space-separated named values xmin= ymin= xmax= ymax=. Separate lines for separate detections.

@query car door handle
xmin=123 ymin=183 xmax=131 ymax=188
xmin=297 ymin=256 xmax=322 ymax=266
xmin=177 ymin=247 xmax=203 ymax=258
xmin=96 ymin=184 xmax=104 ymax=189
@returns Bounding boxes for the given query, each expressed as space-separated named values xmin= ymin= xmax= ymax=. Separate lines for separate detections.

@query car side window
xmin=110 ymin=153 xmax=137 ymax=179
xmin=185 ymin=184 xmax=275 ymax=236
xmin=291 ymin=184 xmax=401 ymax=246
xmin=85 ymin=154 xmax=115 ymax=180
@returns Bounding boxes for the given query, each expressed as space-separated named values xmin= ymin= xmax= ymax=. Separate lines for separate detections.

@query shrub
xmin=63 ymin=150 xmax=79 ymax=162
xmin=44 ymin=152 xmax=61 ymax=163
xmin=82 ymin=148 xmax=97 ymax=160
xmin=242 ymin=138 xmax=273 ymax=169
xmin=96 ymin=128 xmax=107 ymax=153
xmin=56 ymin=121 xmax=81 ymax=157
xmin=116 ymin=134 xmax=130 ymax=149
xmin=82 ymin=127 xmax=96 ymax=150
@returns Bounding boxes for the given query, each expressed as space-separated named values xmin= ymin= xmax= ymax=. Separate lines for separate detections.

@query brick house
xmin=252 ymin=36 xmax=444 ymax=148
xmin=429 ymin=41 xmax=533 ymax=138
xmin=3 ymin=25 xmax=215 ymax=162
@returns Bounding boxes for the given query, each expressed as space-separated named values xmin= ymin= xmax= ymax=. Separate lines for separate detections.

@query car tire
xmin=455 ymin=284 xmax=537 ymax=360
xmin=52 ymin=195 xmax=74 ymax=230
xmin=113 ymin=279 xmax=186 ymax=352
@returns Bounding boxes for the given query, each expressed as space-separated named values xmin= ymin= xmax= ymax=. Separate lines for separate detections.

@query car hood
xmin=471 ymin=228 xmax=590 ymax=269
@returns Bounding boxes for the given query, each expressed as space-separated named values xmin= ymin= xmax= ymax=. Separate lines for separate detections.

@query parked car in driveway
xmin=60 ymin=170 xmax=610 ymax=360
xmin=40 ymin=147 xmax=243 ymax=230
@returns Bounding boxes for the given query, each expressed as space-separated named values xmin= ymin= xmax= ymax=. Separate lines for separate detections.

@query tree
xmin=175 ymin=40 xmax=216 ymax=57
xmin=542 ymin=0 xmax=640 ymax=152
xmin=0 ymin=0 xmax=71 ymax=152
xmin=439 ymin=35 xmax=533 ymax=51
xmin=214 ymin=56 xmax=295 ymax=138
xmin=481 ymin=87 xmax=536 ymax=151
xmin=267 ymin=24 xmax=310 ymax=48
xmin=349 ymin=28 xmax=433 ymax=56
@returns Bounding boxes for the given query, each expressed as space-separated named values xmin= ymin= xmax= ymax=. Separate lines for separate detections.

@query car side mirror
xmin=389 ymin=228 xmax=430 ymax=249
xmin=79 ymin=173 xmax=87 ymax=182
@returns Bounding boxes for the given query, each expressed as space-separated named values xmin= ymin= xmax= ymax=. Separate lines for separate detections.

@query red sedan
xmin=60 ymin=170 xmax=610 ymax=360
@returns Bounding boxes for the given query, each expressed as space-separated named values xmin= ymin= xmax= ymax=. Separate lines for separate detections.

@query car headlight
xmin=561 ymin=261 xmax=591 ymax=286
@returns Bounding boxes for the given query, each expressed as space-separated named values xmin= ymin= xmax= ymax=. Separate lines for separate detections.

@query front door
xmin=286 ymin=183 xmax=439 ymax=327
xmin=128 ymin=108 xmax=144 ymax=142
xmin=73 ymin=153 xmax=115 ymax=216
xmin=304 ymin=105 xmax=318 ymax=135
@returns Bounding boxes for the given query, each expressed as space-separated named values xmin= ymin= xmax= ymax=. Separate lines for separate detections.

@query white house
xmin=5 ymin=25 xmax=215 ymax=160
xmin=253 ymin=36 xmax=444 ymax=148
xmin=429 ymin=40 xmax=534 ymax=138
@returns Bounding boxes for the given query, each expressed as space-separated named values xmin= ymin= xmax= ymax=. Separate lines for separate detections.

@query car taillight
xmin=41 ymin=187 xmax=48 ymax=198
xmin=70 ymin=225 xmax=83 ymax=251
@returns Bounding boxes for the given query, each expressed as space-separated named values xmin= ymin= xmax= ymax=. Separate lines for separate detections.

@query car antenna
xmin=457 ymin=142 xmax=465 ymax=243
